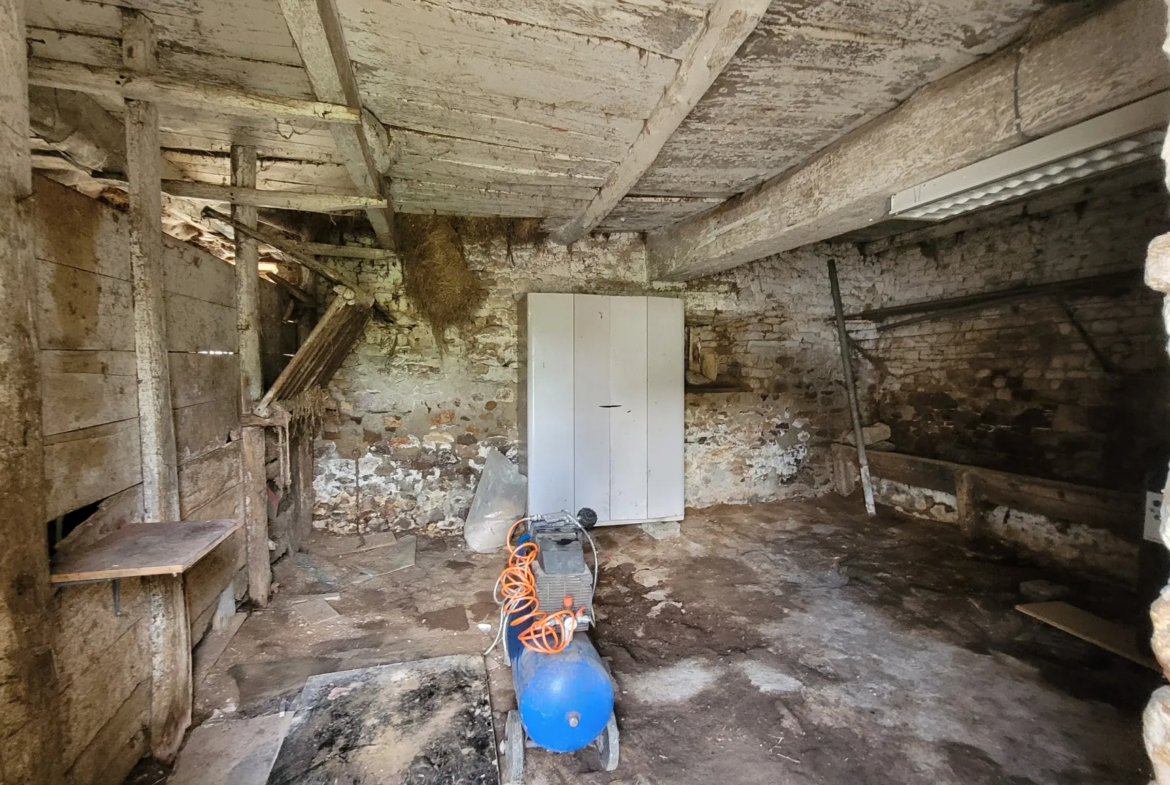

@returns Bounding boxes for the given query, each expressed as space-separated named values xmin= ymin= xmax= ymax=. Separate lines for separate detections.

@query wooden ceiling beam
xmin=27 ymin=57 xmax=360 ymax=125
xmin=547 ymin=0 xmax=769 ymax=246
xmin=646 ymin=0 xmax=1170 ymax=281
xmin=276 ymin=0 xmax=396 ymax=249
xmin=160 ymin=179 xmax=386 ymax=211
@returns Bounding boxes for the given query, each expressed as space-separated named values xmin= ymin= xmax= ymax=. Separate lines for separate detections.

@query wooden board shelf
xmin=50 ymin=519 xmax=241 ymax=584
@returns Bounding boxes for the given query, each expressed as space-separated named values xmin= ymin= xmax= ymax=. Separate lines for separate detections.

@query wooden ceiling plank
xmin=28 ymin=57 xmax=359 ymax=124
xmin=548 ymin=0 xmax=770 ymax=245
xmin=160 ymin=180 xmax=386 ymax=211
xmin=646 ymin=0 xmax=1170 ymax=281
xmin=337 ymin=0 xmax=678 ymax=110
xmin=390 ymin=0 xmax=712 ymax=59
xmin=277 ymin=0 xmax=394 ymax=248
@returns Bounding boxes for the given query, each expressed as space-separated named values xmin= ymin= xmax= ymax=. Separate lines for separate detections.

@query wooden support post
xmin=123 ymin=10 xmax=189 ymax=761
xmin=0 ymin=0 xmax=63 ymax=780
xmin=828 ymin=259 xmax=876 ymax=516
xmin=233 ymin=144 xmax=272 ymax=607
xmin=955 ymin=470 xmax=981 ymax=539
xmin=233 ymin=146 xmax=262 ymax=408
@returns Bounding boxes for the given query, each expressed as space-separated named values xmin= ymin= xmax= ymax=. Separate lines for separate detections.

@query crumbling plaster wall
xmin=313 ymin=233 xmax=860 ymax=534
xmin=849 ymin=182 xmax=1170 ymax=491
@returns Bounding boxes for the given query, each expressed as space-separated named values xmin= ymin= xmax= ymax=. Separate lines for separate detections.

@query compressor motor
xmin=491 ymin=509 xmax=619 ymax=783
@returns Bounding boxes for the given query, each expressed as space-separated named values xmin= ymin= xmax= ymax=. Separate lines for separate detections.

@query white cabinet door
xmin=526 ymin=293 xmax=683 ymax=523
xmin=573 ymin=295 xmax=611 ymax=521
xmin=647 ymin=297 xmax=685 ymax=519
xmin=609 ymin=297 xmax=648 ymax=521
xmin=526 ymin=294 xmax=574 ymax=514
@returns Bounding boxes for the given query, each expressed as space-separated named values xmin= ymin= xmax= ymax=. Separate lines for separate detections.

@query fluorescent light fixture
xmin=889 ymin=92 xmax=1169 ymax=221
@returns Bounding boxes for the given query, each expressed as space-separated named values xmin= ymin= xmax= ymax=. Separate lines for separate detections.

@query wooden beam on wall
xmin=161 ymin=180 xmax=386 ymax=212
xmin=276 ymin=0 xmax=395 ymax=249
xmin=646 ymin=0 xmax=1170 ymax=281
xmin=27 ymin=57 xmax=360 ymax=125
xmin=0 ymin=0 xmax=63 ymax=780
xmin=121 ymin=9 xmax=189 ymax=762
xmin=548 ymin=0 xmax=769 ymax=245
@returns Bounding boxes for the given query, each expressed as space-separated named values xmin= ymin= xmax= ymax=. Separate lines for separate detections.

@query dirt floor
xmin=155 ymin=496 xmax=1160 ymax=784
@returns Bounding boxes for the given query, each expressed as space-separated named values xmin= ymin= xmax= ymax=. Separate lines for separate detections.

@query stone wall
xmin=313 ymin=233 xmax=854 ymax=534
xmin=847 ymin=181 xmax=1170 ymax=491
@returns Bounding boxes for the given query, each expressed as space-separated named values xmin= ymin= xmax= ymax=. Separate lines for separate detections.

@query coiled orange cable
xmin=499 ymin=519 xmax=581 ymax=654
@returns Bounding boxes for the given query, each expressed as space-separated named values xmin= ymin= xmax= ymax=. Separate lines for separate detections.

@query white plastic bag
xmin=464 ymin=449 xmax=526 ymax=553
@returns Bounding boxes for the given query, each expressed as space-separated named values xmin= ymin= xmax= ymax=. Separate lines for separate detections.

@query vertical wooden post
xmin=233 ymin=145 xmax=271 ymax=606
xmin=233 ymin=145 xmax=262 ymax=407
xmin=827 ymin=259 xmax=876 ymax=515
xmin=123 ymin=10 xmax=190 ymax=762
xmin=0 ymin=0 xmax=63 ymax=781
xmin=955 ymin=470 xmax=981 ymax=539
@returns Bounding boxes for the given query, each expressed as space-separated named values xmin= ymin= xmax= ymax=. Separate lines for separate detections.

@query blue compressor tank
xmin=507 ymin=622 xmax=614 ymax=752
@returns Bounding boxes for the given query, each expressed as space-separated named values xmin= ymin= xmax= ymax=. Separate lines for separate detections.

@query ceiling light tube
xmin=889 ymin=92 xmax=1170 ymax=222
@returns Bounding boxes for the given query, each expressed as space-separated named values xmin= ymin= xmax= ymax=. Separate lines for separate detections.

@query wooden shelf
xmin=50 ymin=519 xmax=241 ymax=584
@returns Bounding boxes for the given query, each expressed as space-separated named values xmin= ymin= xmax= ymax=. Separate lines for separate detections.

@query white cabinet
xmin=525 ymin=294 xmax=684 ymax=525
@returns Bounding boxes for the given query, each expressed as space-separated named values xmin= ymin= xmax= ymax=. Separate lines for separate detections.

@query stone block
xmin=641 ymin=521 xmax=681 ymax=540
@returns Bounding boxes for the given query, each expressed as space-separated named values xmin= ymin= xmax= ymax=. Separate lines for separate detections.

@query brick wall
xmin=846 ymin=181 xmax=1170 ymax=490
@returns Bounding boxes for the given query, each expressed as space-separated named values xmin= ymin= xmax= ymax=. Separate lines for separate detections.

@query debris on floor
xmin=293 ymin=597 xmax=341 ymax=625
xmin=1019 ymin=578 xmax=1072 ymax=603
xmin=346 ymin=534 xmax=417 ymax=579
xmin=640 ymin=520 xmax=681 ymax=540
xmin=190 ymin=498 xmax=1159 ymax=785
xmin=1016 ymin=601 xmax=1159 ymax=671
xmin=266 ymin=655 xmax=497 ymax=784
xmin=169 ymin=715 xmax=293 ymax=785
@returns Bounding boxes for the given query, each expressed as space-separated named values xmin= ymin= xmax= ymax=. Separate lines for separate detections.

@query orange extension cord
xmin=498 ymin=519 xmax=582 ymax=654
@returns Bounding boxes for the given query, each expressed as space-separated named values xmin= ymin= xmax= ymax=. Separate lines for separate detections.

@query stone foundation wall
xmin=847 ymin=182 xmax=1170 ymax=491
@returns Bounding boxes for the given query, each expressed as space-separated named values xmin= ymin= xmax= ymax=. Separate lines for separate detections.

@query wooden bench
xmin=831 ymin=444 xmax=1142 ymax=541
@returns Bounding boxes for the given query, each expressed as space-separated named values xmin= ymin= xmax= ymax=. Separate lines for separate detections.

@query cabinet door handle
xmin=599 ymin=404 xmax=620 ymax=409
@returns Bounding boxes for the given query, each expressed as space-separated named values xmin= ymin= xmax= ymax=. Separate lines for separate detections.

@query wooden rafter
xmin=646 ymin=0 xmax=1170 ymax=281
xmin=547 ymin=0 xmax=769 ymax=245
xmin=27 ymin=57 xmax=360 ymax=124
xmin=161 ymin=180 xmax=386 ymax=212
xmin=276 ymin=0 xmax=395 ymax=249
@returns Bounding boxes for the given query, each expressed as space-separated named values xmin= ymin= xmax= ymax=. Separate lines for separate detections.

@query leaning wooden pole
xmin=827 ymin=259 xmax=876 ymax=516
xmin=123 ymin=9 xmax=190 ymax=761
xmin=233 ymin=144 xmax=272 ymax=607
xmin=0 ymin=0 xmax=63 ymax=780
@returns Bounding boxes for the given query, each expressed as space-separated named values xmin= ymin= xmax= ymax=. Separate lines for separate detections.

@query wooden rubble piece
xmin=161 ymin=180 xmax=388 ymax=212
xmin=276 ymin=0 xmax=395 ymax=249
xmin=549 ymin=0 xmax=770 ymax=245
xmin=1017 ymin=602 xmax=1159 ymax=671
xmin=256 ymin=288 xmax=373 ymax=414
xmin=122 ymin=10 xmax=190 ymax=761
xmin=50 ymin=520 xmax=241 ymax=583
xmin=0 ymin=0 xmax=63 ymax=777
xmin=27 ymin=57 xmax=360 ymax=125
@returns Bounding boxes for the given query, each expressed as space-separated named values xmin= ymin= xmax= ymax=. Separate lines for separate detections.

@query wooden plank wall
xmin=33 ymin=175 xmax=245 ymax=784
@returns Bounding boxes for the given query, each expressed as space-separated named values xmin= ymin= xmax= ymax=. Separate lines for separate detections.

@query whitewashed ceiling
xmin=26 ymin=0 xmax=1057 ymax=234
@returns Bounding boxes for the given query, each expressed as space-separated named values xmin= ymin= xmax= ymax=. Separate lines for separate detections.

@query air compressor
xmin=490 ymin=509 xmax=619 ymax=784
